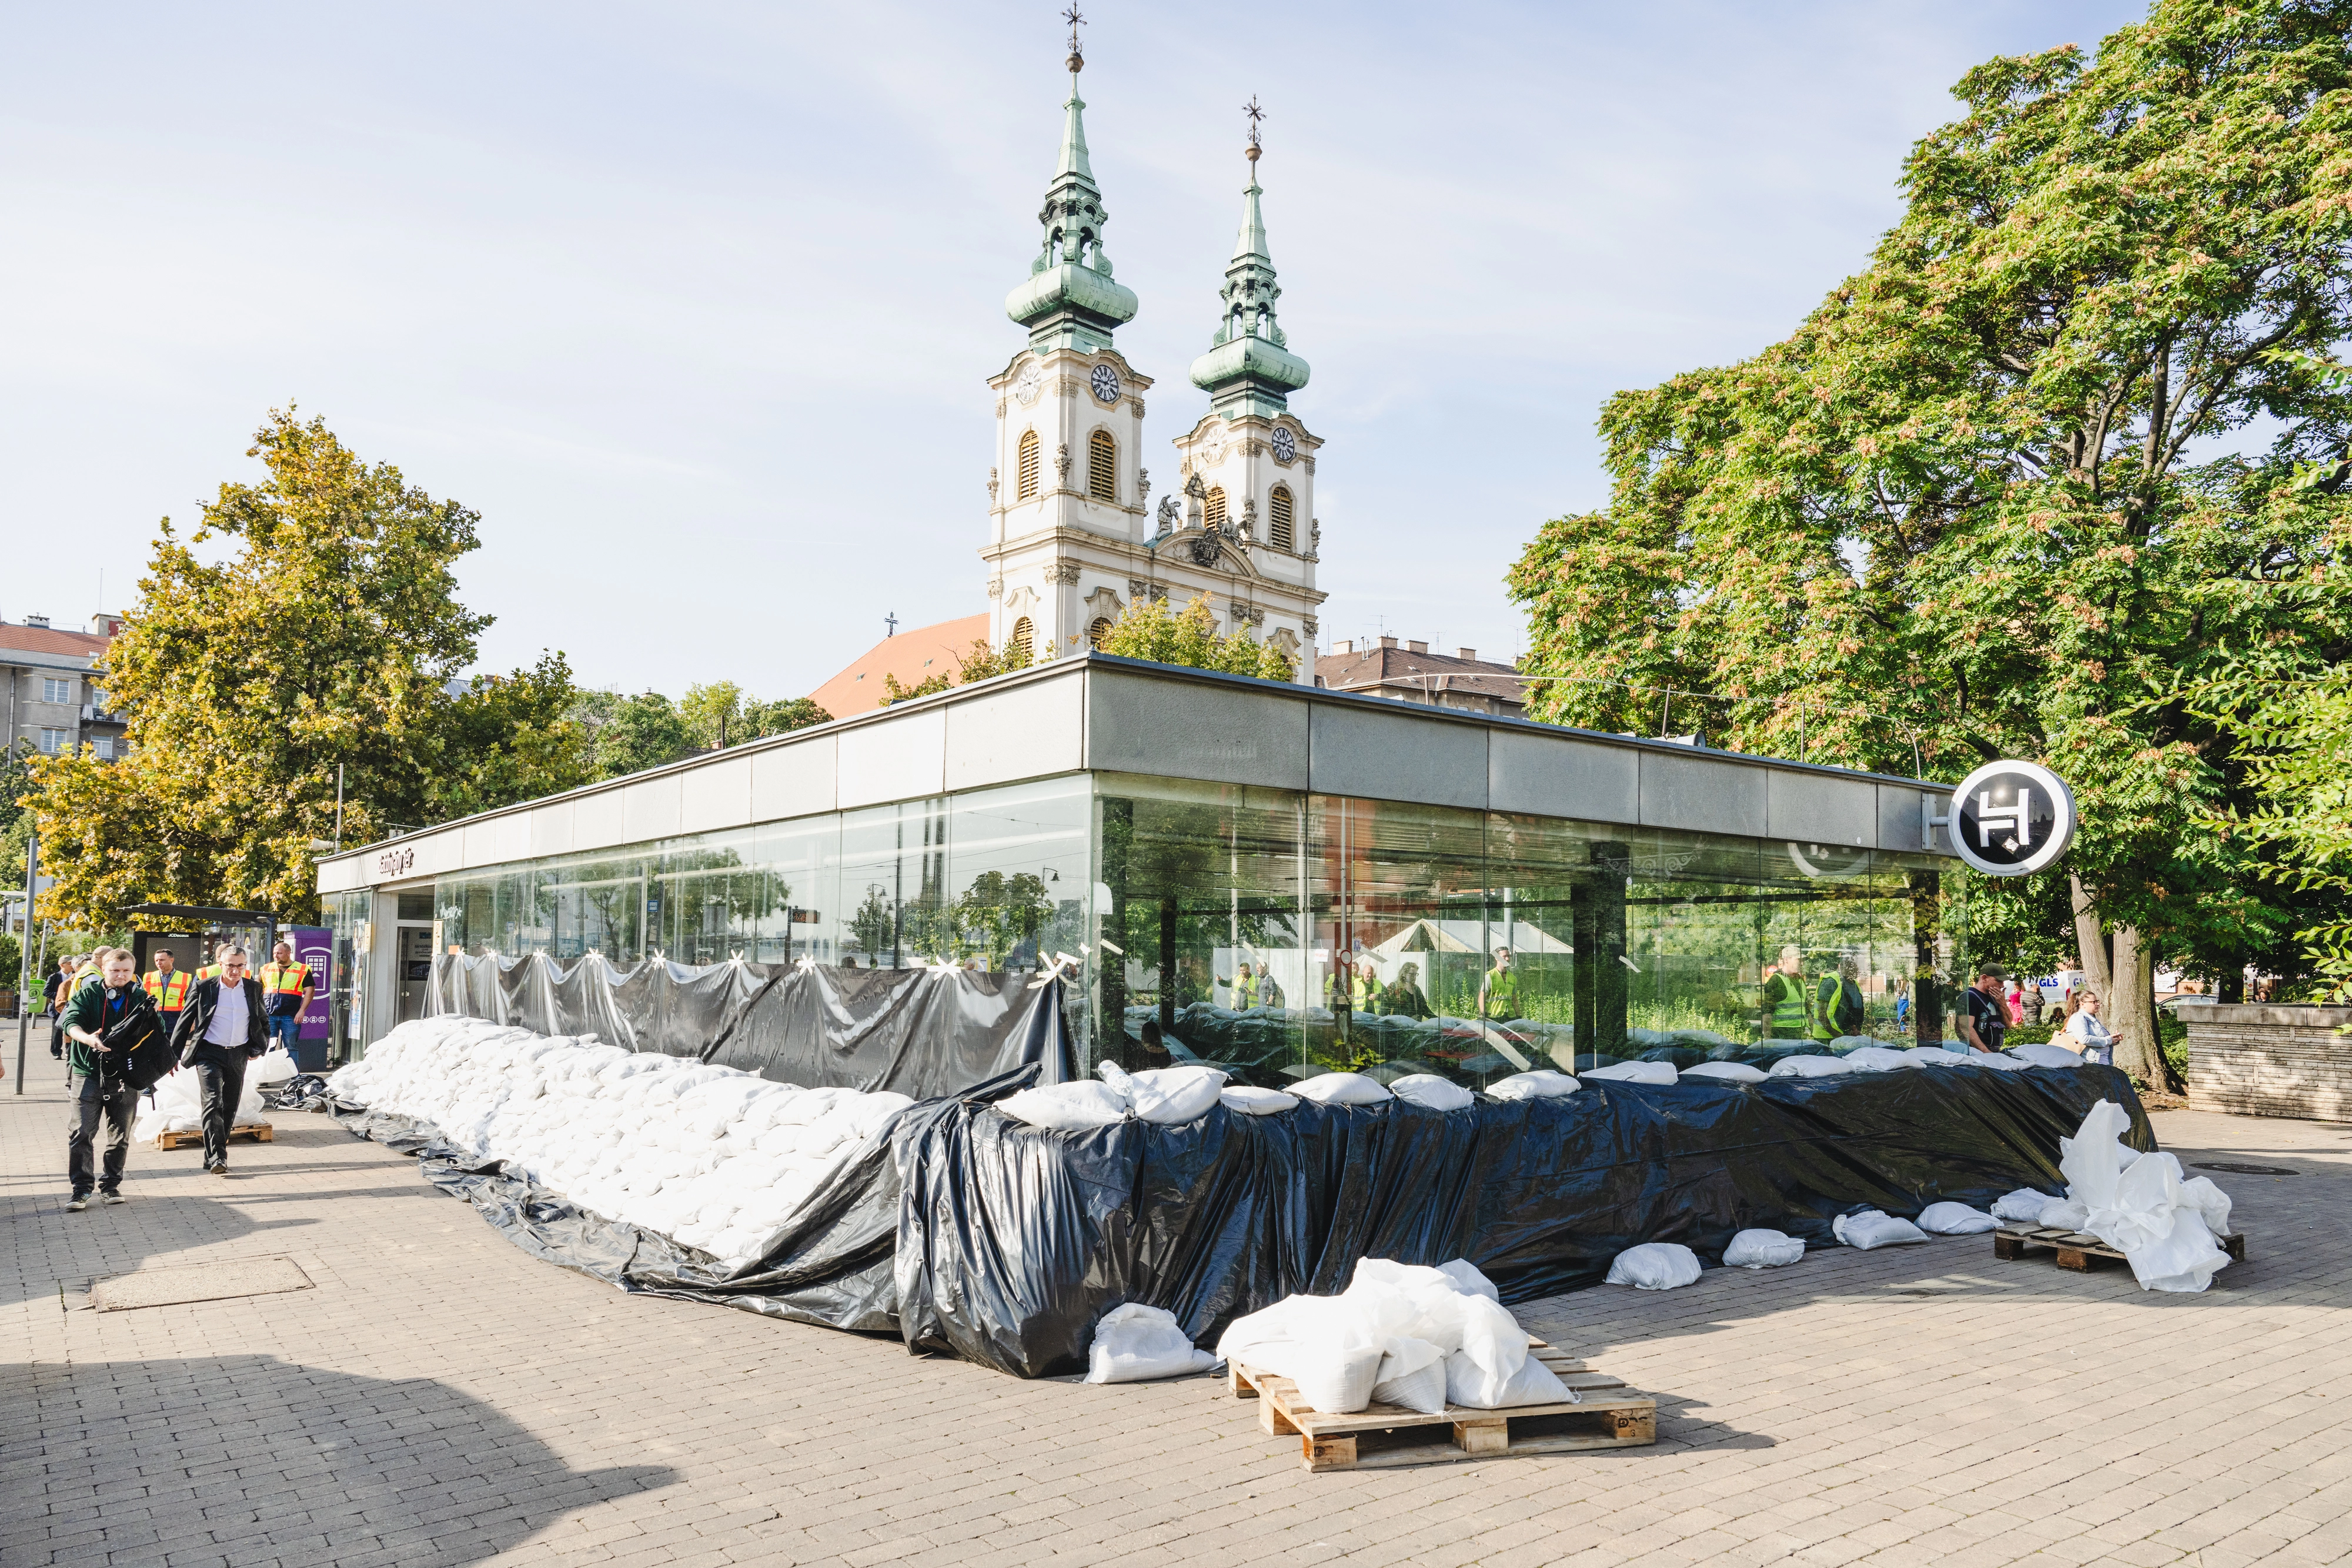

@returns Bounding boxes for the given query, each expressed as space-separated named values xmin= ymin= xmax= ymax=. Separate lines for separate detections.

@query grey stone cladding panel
xmin=1085 ymin=668 xmax=1309 ymax=790
xmin=945 ymin=674 xmax=1085 ymax=793
xmin=1767 ymin=770 xmax=1877 ymax=848
xmin=1309 ymin=703 xmax=1487 ymax=810
xmin=838 ymin=705 xmax=946 ymax=809
xmin=751 ymin=732 xmax=837 ymax=823
xmin=1877 ymin=784 xmax=1951 ymax=855
xmin=1639 ymin=750 xmax=1768 ymax=837
xmin=1488 ymin=729 xmax=1639 ymax=824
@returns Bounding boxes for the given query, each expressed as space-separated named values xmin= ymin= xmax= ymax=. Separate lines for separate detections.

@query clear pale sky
xmin=3 ymin=1 xmax=2146 ymax=697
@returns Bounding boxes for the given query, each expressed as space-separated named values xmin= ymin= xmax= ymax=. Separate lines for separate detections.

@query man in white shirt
xmin=168 ymin=945 xmax=269 ymax=1175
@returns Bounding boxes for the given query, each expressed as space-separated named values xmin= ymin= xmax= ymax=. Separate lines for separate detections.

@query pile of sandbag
xmin=1987 ymin=1100 xmax=2235 ymax=1292
xmin=1215 ymin=1258 xmax=1569 ymax=1413
xmin=328 ymin=1016 xmax=911 ymax=1270
xmin=132 ymin=1048 xmax=295 ymax=1142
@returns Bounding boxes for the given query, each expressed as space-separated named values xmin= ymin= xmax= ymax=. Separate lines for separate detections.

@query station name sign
xmin=376 ymin=845 xmax=416 ymax=878
xmin=1945 ymin=760 xmax=2074 ymax=877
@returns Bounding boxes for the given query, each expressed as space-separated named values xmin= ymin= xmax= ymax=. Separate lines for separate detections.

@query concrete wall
xmin=2184 ymin=1004 xmax=2352 ymax=1121
xmin=318 ymin=655 xmax=1957 ymax=897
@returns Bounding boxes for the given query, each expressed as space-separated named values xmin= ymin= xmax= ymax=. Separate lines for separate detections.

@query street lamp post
xmin=14 ymin=829 xmax=35 ymax=1096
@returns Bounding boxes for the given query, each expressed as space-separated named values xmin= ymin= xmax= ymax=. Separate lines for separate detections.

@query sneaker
xmin=100 ymin=1192 xmax=126 ymax=1206
xmin=211 ymin=1165 xmax=229 ymax=1178
xmin=66 ymin=1196 xmax=89 ymax=1212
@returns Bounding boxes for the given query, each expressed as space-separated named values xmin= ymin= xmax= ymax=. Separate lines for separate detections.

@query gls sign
xmin=1945 ymin=760 xmax=2075 ymax=877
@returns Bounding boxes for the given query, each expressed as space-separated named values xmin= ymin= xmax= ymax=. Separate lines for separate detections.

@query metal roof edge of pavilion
xmin=316 ymin=654 xmax=1961 ymax=895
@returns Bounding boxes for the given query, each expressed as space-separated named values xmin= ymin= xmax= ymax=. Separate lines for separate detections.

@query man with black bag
xmin=169 ymin=945 xmax=269 ymax=1175
xmin=61 ymin=950 xmax=169 ymax=1211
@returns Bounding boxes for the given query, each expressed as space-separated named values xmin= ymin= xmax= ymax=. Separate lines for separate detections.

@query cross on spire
xmin=1244 ymin=95 xmax=1265 ymax=149
xmin=1063 ymin=4 xmax=1085 ymax=68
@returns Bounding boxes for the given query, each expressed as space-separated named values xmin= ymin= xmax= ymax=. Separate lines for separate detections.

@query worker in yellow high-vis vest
xmin=258 ymin=939 xmax=312 ymax=1057
xmin=142 ymin=948 xmax=193 ymax=1033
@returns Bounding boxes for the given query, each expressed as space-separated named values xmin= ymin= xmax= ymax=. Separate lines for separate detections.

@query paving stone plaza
xmin=6 ymin=1078 xmax=2348 ymax=1568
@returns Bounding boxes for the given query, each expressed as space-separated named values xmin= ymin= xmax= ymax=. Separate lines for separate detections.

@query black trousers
xmin=188 ymin=1051 xmax=250 ymax=1168
xmin=68 ymin=1074 xmax=136 ymax=1196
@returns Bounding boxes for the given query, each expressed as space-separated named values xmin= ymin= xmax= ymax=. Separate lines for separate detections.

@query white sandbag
xmin=1768 ymin=1054 xmax=1855 ymax=1079
xmin=1828 ymin=1035 xmax=1880 ymax=1052
xmin=1917 ymin=1201 xmax=1999 ymax=1234
xmin=1368 ymin=1336 xmax=1449 ymax=1415
xmin=1292 ymin=1072 xmax=1392 ymax=1106
xmin=1604 ymin=1242 xmax=1703 ymax=1289
xmin=1722 ymin=1228 xmax=1805 ymax=1268
xmin=1579 ymin=1059 xmax=1678 ymax=1085
xmin=1907 ymin=1047 xmax=1972 ymax=1067
xmin=2009 ymin=1041 xmax=2086 ymax=1069
xmin=1220 ymin=1085 xmax=1299 ymax=1116
xmin=1120 ymin=1065 xmax=1227 ymax=1125
xmin=1842 ymin=1047 xmax=1925 ymax=1072
xmin=1681 ymin=1061 xmax=1768 ymax=1084
xmin=1486 ymin=1070 xmax=1580 ymax=1100
xmin=997 ymin=1081 xmax=1130 ymax=1130
xmin=1991 ymin=1188 xmax=2057 ymax=1222
xmin=2062 ymin=1101 xmax=2231 ymax=1292
xmin=1833 ymin=1209 xmax=1929 ymax=1249
xmin=1447 ymin=1343 xmax=1572 ymax=1410
xmin=1967 ymin=1051 xmax=2032 ymax=1071
xmin=1437 ymin=1258 xmax=1501 ymax=1301
xmin=1441 ymin=1291 xmax=1556 ymax=1408
xmin=248 ymin=1048 xmax=298 ymax=1088
xmin=1083 ymin=1303 xmax=1219 ymax=1384
xmin=1387 ymin=1074 xmax=1475 ymax=1112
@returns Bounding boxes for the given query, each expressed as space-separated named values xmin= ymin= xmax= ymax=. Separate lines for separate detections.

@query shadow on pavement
xmin=1 ymin=1354 xmax=676 ymax=1566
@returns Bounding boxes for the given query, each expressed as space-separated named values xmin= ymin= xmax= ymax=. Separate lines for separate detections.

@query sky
xmin=3 ymin=0 xmax=2151 ymax=698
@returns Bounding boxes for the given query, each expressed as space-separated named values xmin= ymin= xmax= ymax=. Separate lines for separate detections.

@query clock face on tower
xmin=1090 ymin=364 xmax=1121 ymax=404
xmin=1200 ymin=430 xmax=1228 ymax=467
xmin=1271 ymin=427 xmax=1297 ymax=463
xmin=1014 ymin=362 xmax=1043 ymax=405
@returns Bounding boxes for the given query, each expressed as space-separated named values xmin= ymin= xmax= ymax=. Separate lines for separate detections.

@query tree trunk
xmin=2107 ymin=925 xmax=2165 ymax=1089
xmin=2070 ymin=875 xmax=2112 ymax=994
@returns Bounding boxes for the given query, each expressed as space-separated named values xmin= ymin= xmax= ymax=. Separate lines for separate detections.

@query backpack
xmin=100 ymin=992 xmax=175 ymax=1094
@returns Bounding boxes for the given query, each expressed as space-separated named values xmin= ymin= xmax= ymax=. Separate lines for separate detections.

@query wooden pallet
xmin=1230 ymin=1336 xmax=1656 ymax=1472
xmin=153 ymin=1123 xmax=274 ymax=1152
xmin=1994 ymin=1221 xmax=2246 ymax=1271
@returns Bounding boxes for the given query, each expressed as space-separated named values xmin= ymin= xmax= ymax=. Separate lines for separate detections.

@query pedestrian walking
xmin=44 ymin=955 xmax=79 ymax=1062
xmin=2065 ymin=990 xmax=2116 ymax=1065
xmin=168 ymin=945 xmax=268 ymax=1175
xmin=257 ymin=939 xmax=312 ymax=1057
xmin=1957 ymin=965 xmax=2010 ymax=1054
xmin=60 ymin=950 xmax=159 ymax=1210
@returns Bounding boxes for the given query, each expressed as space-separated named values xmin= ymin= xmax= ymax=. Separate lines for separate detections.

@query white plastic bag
xmin=1220 ymin=1085 xmax=1299 ymax=1116
xmin=1917 ymin=1201 xmax=1999 ymax=1235
xmin=1120 ymin=1065 xmax=1227 ymax=1125
xmin=1722 ymin=1228 xmax=1805 ymax=1268
xmin=1832 ymin=1209 xmax=1929 ymax=1249
xmin=1768 ymin=1055 xmax=1855 ymax=1079
xmin=1604 ymin=1242 xmax=1702 ymax=1289
xmin=1084 ymin=1303 xmax=1219 ymax=1384
xmin=1292 ymin=1072 xmax=1392 ymax=1106
xmin=1682 ymin=1061 xmax=1768 ymax=1084
xmin=1486 ymin=1070 xmax=1579 ymax=1100
xmin=1580 ymin=1060 xmax=1678 ymax=1085
xmin=1387 ymin=1074 xmax=1474 ymax=1112
xmin=997 ymin=1081 xmax=1130 ymax=1130
xmin=1990 ymin=1188 xmax=2057 ymax=1222
xmin=1368 ymin=1336 xmax=1449 ymax=1414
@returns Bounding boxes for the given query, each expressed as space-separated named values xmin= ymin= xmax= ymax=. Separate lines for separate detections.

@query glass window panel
xmin=838 ymin=797 xmax=948 ymax=969
xmin=946 ymin=775 xmax=1091 ymax=973
xmin=753 ymin=815 xmax=840 ymax=965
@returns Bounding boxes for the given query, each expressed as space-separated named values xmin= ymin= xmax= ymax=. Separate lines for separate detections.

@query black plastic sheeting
xmin=330 ymin=1017 xmax=2150 ymax=1380
xmin=891 ymin=1064 xmax=2155 ymax=1377
xmin=429 ymin=953 xmax=1073 ymax=1097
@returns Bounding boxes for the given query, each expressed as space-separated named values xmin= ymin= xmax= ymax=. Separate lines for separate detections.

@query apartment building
xmin=0 ymin=614 xmax=126 ymax=760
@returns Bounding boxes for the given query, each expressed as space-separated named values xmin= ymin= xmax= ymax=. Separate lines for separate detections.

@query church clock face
xmin=1014 ymin=361 xmax=1043 ymax=405
xmin=1090 ymin=364 xmax=1121 ymax=404
xmin=1200 ymin=430 xmax=1228 ymax=467
xmin=1271 ymin=427 xmax=1297 ymax=463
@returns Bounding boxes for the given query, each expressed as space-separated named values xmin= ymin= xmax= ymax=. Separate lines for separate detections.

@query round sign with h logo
xmin=1949 ymin=760 xmax=2074 ymax=877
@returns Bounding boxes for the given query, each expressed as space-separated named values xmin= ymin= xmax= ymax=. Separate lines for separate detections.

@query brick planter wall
xmin=2183 ymin=1004 xmax=2352 ymax=1121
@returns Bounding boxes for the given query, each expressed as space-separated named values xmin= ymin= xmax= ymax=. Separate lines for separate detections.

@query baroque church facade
xmin=980 ymin=43 xmax=1325 ymax=677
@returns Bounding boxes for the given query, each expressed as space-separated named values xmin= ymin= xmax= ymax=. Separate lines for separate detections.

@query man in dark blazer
xmin=169 ymin=945 xmax=269 ymax=1175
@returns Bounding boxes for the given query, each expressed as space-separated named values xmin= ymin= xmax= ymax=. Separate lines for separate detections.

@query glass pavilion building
xmin=316 ymin=656 xmax=1972 ymax=1086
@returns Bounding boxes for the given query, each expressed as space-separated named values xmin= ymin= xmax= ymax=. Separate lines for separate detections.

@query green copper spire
xmin=1190 ymin=109 xmax=1309 ymax=417
xmin=1004 ymin=24 xmax=1137 ymax=353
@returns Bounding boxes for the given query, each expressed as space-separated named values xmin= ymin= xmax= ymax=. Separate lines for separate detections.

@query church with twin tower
xmin=980 ymin=26 xmax=1324 ymax=677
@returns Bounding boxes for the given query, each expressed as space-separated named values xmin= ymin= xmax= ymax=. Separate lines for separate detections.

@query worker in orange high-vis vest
xmin=142 ymin=948 xmax=193 ymax=1031
xmin=258 ymin=940 xmax=312 ymax=1056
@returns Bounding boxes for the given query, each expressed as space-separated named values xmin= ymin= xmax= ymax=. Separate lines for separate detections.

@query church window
xmin=1009 ymin=616 xmax=1035 ymax=665
xmin=1017 ymin=431 xmax=1040 ymax=500
xmin=1087 ymin=617 xmax=1112 ymax=648
xmin=1269 ymin=486 xmax=1295 ymax=550
xmin=1088 ymin=430 xmax=1117 ymax=501
xmin=1204 ymin=486 xmax=1227 ymax=530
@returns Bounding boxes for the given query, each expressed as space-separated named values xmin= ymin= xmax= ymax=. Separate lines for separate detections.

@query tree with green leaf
xmin=26 ymin=409 xmax=596 ymax=928
xmin=1095 ymin=594 xmax=1296 ymax=681
xmin=1508 ymin=0 xmax=2352 ymax=1084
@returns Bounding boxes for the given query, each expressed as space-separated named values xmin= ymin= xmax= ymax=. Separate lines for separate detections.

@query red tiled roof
xmin=807 ymin=613 xmax=991 ymax=720
xmin=0 ymin=621 xmax=111 ymax=661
